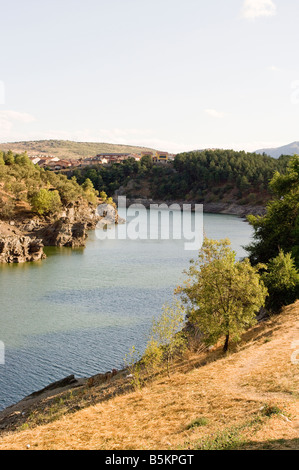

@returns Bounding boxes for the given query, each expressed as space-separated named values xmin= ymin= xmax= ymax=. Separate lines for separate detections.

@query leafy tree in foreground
xmin=246 ymin=155 xmax=299 ymax=268
xmin=177 ymin=238 xmax=268 ymax=352
xmin=261 ymin=250 xmax=299 ymax=312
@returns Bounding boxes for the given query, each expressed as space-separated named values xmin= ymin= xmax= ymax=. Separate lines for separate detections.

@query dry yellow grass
xmin=0 ymin=302 xmax=298 ymax=450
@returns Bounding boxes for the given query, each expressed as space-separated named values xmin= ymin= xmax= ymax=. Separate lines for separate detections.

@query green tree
xmin=141 ymin=155 xmax=153 ymax=170
xmin=31 ymin=189 xmax=62 ymax=216
xmin=246 ymin=155 xmax=299 ymax=268
xmin=262 ymin=251 xmax=299 ymax=311
xmin=81 ymin=178 xmax=98 ymax=204
xmin=143 ymin=299 xmax=187 ymax=377
xmin=4 ymin=150 xmax=14 ymax=165
xmin=239 ymin=175 xmax=250 ymax=192
xmin=178 ymin=238 xmax=268 ymax=352
xmin=99 ymin=191 xmax=108 ymax=202
xmin=82 ymin=178 xmax=94 ymax=192
xmin=15 ymin=152 xmax=32 ymax=167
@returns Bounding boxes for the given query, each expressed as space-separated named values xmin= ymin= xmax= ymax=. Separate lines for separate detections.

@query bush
xmin=142 ymin=300 xmax=187 ymax=377
xmin=187 ymin=417 xmax=209 ymax=429
xmin=30 ymin=189 xmax=62 ymax=216
xmin=0 ymin=197 xmax=15 ymax=219
xmin=261 ymin=403 xmax=284 ymax=417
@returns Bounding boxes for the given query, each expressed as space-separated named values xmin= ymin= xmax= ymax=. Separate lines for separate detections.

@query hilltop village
xmin=27 ymin=151 xmax=176 ymax=171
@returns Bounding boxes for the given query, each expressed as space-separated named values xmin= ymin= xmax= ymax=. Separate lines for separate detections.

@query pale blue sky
xmin=0 ymin=0 xmax=299 ymax=152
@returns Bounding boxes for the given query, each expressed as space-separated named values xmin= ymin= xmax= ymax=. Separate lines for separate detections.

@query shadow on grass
xmin=242 ymin=438 xmax=299 ymax=450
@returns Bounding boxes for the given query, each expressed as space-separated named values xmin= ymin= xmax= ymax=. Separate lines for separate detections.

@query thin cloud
xmin=0 ymin=110 xmax=36 ymax=142
xmin=242 ymin=0 xmax=277 ymax=19
xmin=267 ymin=65 xmax=280 ymax=72
xmin=0 ymin=110 xmax=35 ymax=123
xmin=205 ymin=109 xmax=227 ymax=119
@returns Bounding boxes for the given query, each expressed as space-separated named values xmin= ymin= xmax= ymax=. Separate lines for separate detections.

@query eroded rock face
xmin=39 ymin=218 xmax=88 ymax=248
xmin=0 ymin=200 xmax=124 ymax=262
xmin=64 ymin=202 xmax=101 ymax=228
xmin=36 ymin=202 xmax=101 ymax=248
xmin=38 ymin=202 xmax=124 ymax=248
xmin=0 ymin=236 xmax=46 ymax=264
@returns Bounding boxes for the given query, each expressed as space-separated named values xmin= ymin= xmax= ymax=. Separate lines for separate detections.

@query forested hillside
xmin=73 ymin=149 xmax=290 ymax=205
xmin=0 ymin=150 xmax=98 ymax=219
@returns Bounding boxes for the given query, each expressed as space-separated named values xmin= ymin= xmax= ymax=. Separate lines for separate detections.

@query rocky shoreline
xmin=0 ymin=200 xmax=124 ymax=264
xmin=0 ymin=369 xmax=129 ymax=434
xmin=124 ymin=197 xmax=266 ymax=217
xmin=0 ymin=235 xmax=45 ymax=264
xmin=1 ymin=196 xmax=262 ymax=264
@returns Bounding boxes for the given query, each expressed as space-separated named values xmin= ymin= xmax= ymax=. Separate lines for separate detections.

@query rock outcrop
xmin=124 ymin=198 xmax=266 ymax=217
xmin=0 ymin=200 xmax=124 ymax=263
xmin=37 ymin=201 xmax=120 ymax=248
xmin=0 ymin=235 xmax=45 ymax=264
xmin=96 ymin=203 xmax=125 ymax=228
xmin=39 ymin=219 xmax=88 ymax=248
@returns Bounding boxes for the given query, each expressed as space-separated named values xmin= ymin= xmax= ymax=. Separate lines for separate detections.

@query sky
xmin=1 ymin=0 xmax=299 ymax=153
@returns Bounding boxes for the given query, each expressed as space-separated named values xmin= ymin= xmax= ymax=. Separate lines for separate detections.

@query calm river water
xmin=0 ymin=208 xmax=253 ymax=410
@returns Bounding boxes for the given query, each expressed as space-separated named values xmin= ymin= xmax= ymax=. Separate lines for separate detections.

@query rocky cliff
xmin=0 ymin=200 xmax=123 ymax=263
xmin=0 ymin=235 xmax=45 ymax=264
xmin=33 ymin=201 xmax=101 ymax=248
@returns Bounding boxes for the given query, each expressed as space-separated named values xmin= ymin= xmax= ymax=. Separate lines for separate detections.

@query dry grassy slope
xmin=0 ymin=302 xmax=298 ymax=450
xmin=0 ymin=140 xmax=156 ymax=160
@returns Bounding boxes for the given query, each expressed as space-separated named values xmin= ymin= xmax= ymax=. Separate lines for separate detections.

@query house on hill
xmin=141 ymin=151 xmax=170 ymax=163
xmin=47 ymin=160 xmax=72 ymax=170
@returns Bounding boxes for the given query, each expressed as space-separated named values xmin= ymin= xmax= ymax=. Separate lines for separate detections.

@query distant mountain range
xmin=255 ymin=142 xmax=299 ymax=159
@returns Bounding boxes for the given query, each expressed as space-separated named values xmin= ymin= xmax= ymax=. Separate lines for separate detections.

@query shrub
xmin=142 ymin=300 xmax=187 ymax=377
xmin=30 ymin=189 xmax=62 ymax=216
xmin=195 ymin=427 xmax=245 ymax=450
xmin=124 ymin=346 xmax=143 ymax=390
xmin=261 ymin=403 xmax=283 ymax=418
xmin=187 ymin=417 xmax=209 ymax=429
xmin=0 ymin=197 xmax=15 ymax=219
